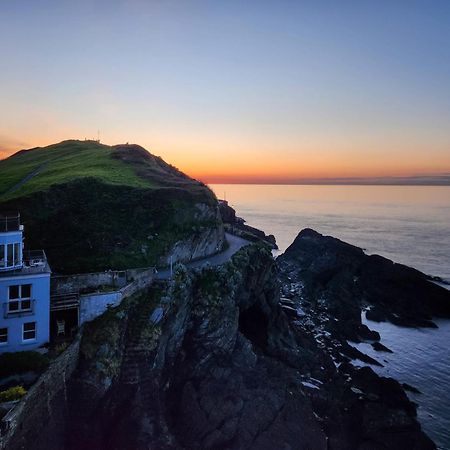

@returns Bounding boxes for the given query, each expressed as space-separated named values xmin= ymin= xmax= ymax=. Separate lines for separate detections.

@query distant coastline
xmin=206 ymin=176 xmax=450 ymax=186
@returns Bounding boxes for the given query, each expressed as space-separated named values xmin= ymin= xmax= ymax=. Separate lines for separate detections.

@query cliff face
xmin=65 ymin=244 xmax=327 ymax=449
xmin=163 ymin=202 xmax=225 ymax=266
xmin=5 ymin=243 xmax=432 ymax=450
xmin=218 ymin=200 xmax=277 ymax=249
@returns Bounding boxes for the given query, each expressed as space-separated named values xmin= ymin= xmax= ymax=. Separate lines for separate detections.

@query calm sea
xmin=210 ymin=184 xmax=450 ymax=449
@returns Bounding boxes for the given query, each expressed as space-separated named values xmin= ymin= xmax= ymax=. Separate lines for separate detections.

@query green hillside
xmin=0 ymin=140 xmax=206 ymax=201
xmin=0 ymin=140 xmax=220 ymax=273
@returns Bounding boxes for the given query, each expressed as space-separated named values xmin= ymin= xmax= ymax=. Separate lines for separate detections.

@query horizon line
xmin=206 ymin=182 xmax=450 ymax=186
xmin=203 ymin=175 xmax=450 ymax=186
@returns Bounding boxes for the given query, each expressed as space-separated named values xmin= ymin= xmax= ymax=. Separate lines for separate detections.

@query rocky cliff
xmin=218 ymin=200 xmax=277 ymax=249
xmin=278 ymin=228 xmax=450 ymax=332
xmin=4 ymin=242 xmax=436 ymax=450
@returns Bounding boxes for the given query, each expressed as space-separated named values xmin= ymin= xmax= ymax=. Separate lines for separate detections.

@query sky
xmin=1 ymin=0 xmax=450 ymax=184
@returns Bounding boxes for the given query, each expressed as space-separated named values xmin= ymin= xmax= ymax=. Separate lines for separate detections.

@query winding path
xmin=4 ymin=162 xmax=49 ymax=195
xmin=155 ymin=233 xmax=250 ymax=280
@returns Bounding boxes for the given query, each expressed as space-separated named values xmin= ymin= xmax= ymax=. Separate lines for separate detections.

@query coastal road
xmin=155 ymin=232 xmax=250 ymax=280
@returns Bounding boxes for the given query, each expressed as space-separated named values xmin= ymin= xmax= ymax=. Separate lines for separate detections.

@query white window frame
xmin=1 ymin=242 xmax=22 ymax=269
xmin=22 ymin=322 xmax=36 ymax=342
xmin=0 ymin=327 xmax=7 ymax=345
xmin=0 ymin=243 xmax=5 ymax=267
xmin=8 ymin=284 xmax=33 ymax=314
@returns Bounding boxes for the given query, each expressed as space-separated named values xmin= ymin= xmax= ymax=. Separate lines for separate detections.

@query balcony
xmin=2 ymin=299 xmax=35 ymax=318
xmin=0 ymin=250 xmax=50 ymax=277
xmin=0 ymin=213 xmax=21 ymax=232
xmin=23 ymin=250 xmax=47 ymax=268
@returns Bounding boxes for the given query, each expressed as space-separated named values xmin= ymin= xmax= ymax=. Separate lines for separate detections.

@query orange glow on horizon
xmin=1 ymin=136 xmax=450 ymax=185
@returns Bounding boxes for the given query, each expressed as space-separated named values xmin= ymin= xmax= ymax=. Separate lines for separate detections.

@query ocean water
xmin=352 ymin=316 xmax=450 ymax=450
xmin=210 ymin=184 xmax=450 ymax=449
xmin=210 ymin=184 xmax=450 ymax=281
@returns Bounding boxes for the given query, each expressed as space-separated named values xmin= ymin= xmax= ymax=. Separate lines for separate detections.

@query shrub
xmin=0 ymin=386 xmax=27 ymax=402
xmin=0 ymin=351 xmax=49 ymax=378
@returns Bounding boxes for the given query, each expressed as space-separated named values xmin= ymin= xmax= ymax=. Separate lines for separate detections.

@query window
xmin=22 ymin=322 xmax=36 ymax=341
xmin=0 ymin=328 xmax=7 ymax=344
xmin=9 ymin=285 xmax=20 ymax=299
xmin=14 ymin=243 xmax=21 ymax=266
xmin=2 ymin=243 xmax=21 ymax=268
xmin=8 ymin=284 xmax=32 ymax=313
xmin=7 ymin=244 xmax=13 ymax=266
xmin=21 ymin=284 xmax=31 ymax=298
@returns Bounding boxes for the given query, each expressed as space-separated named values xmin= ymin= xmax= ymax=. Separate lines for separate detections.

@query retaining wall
xmin=79 ymin=268 xmax=154 ymax=324
xmin=52 ymin=270 xmax=127 ymax=294
xmin=51 ymin=267 xmax=153 ymax=295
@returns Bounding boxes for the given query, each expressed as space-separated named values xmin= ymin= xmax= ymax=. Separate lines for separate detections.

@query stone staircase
xmin=120 ymin=296 xmax=158 ymax=387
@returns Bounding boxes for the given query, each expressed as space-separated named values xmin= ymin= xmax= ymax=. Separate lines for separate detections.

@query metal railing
xmin=2 ymin=299 xmax=35 ymax=319
xmin=0 ymin=213 xmax=20 ymax=232
xmin=23 ymin=250 xmax=47 ymax=268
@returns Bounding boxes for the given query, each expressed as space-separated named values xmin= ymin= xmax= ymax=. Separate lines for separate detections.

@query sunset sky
xmin=1 ymin=1 xmax=449 ymax=183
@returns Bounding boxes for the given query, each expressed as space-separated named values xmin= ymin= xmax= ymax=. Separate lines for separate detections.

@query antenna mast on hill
xmin=97 ymin=129 xmax=100 ymax=143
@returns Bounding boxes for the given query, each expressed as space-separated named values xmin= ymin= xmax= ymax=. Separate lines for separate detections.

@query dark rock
xmin=371 ymin=342 xmax=393 ymax=353
xmin=341 ymin=342 xmax=383 ymax=367
xmin=3 ymin=237 xmax=437 ymax=450
xmin=218 ymin=200 xmax=278 ymax=249
xmin=278 ymin=228 xmax=450 ymax=332
xmin=402 ymin=383 xmax=422 ymax=394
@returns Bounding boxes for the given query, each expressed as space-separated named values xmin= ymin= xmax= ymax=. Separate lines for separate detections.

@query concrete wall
xmin=0 ymin=334 xmax=81 ymax=450
xmin=79 ymin=291 xmax=122 ymax=324
xmin=120 ymin=268 xmax=154 ymax=298
xmin=0 ymin=273 xmax=50 ymax=353
xmin=79 ymin=268 xmax=155 ymax=325
xmin=51 ymin=270 xmax=128 ymax=295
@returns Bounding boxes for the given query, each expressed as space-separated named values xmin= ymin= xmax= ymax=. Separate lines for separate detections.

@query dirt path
xmin=4 ymin=162 xmax=49 ymax=195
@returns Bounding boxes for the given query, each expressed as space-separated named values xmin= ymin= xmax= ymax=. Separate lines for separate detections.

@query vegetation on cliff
xmin=0 ymin=140 xmax=222 ymax=273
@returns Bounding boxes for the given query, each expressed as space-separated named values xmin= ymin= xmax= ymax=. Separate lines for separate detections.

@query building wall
xmin=0 ymin=273 xmax=50 ymax=352
xmin=0 ymin=231 xmax=22 ymax=246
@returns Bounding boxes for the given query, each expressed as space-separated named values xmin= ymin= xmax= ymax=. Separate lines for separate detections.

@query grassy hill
xmin=0 ymin=140 xmax=221 ymax=273
xmin=0 ymin=140 xmax=207 ymax=201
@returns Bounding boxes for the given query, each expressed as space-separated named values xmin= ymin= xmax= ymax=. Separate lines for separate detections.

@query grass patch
xmin=0 ymin=351 xmax=49 ymax=379
xmin=0 ymin=140 xmax=155 ymax=200
xmin=0 ymin=385 xmax=27 ymax=402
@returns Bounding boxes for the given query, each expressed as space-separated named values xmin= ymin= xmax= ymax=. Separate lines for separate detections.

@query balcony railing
xmin=0 ymin=250 xmax=49 ymax=277
xmin=23 ymin=250 xmax=47 ymax=268
xmin=2 ymin=299 xmax=35 ymax=319
xmin=0 ymin=213 xmax=21 ymax=232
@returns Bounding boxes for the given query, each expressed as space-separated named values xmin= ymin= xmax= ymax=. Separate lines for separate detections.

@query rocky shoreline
xmin=3 ymin=226 xmax=449 ymax=450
